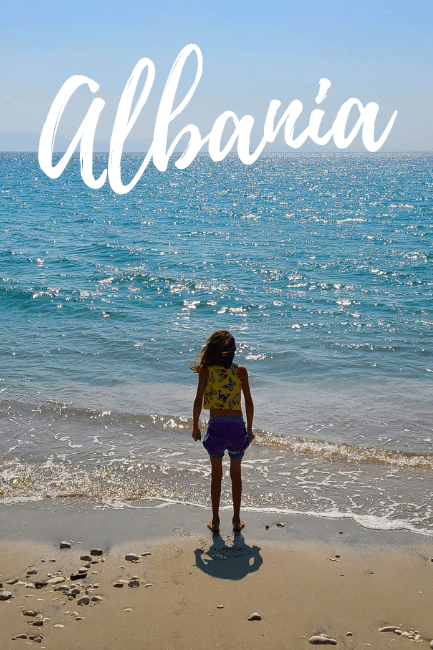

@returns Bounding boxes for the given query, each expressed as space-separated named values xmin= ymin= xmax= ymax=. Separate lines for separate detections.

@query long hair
xmin=189 ymin=330 xmax=236 ymax=373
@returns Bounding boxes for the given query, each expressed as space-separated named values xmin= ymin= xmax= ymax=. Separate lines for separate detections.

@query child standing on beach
xmin=190 ymin=330 xmax=255 ymax=533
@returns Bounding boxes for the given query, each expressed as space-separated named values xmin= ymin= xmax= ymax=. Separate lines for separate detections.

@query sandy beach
xmin=1 ymin=502 xmax=433 ymax=649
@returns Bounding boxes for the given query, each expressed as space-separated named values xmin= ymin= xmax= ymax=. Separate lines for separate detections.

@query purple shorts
xmin=203 ymin=416 xmax=250 ymax=461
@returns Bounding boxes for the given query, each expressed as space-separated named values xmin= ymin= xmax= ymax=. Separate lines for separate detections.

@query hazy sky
xmin=1 ymin=0 xmax=432 ymax=151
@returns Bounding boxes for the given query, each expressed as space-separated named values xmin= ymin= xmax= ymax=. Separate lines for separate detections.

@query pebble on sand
xmin=12 ymin=634 xmax=28 ymax=640
xmin=217 ymin=605 xmax=224 ymax=609
xmin=128 ymin=580 xmax=140 ymax=588
xmin=0 ymin=591 xmax=12 ymax=600
xmin=90 ymin=549 xmax=103 ymax=556
xmin=429 ymin=640 xmax=433 ymax=649
xmin=346 ymin=632 xmax=353 ymax=636
xmin=60 ymin=541 xmax=71 ymax=549
xmin=77 ymin=597 xmax=90 ymax=606
xmin=80 ymin=555 xmax=92 ymax=562
xmin=53 ymin=624 xmax=65 ymax=628
xmin=91 ymin=596 xmax=103 ymax=602
xmin=378 ymin=626 xmax=401 ymax=633
xmin=26 ymin=569 xmax=37 ymax=575
xmin=308 ymin=635 xmax=337 ymax=645
xmin=113 ymin=582 xmax=124 ymax=588
xmin=125 ymin=553 xmax=140 ymax=562
xmin=141 ymin=552 xmax=151 ymax=556
xmin=23 ymin=610 xmax=39 ymax=617
xmin=248 ymin=612 xmax=262 ymax=621
xmin=6 ymin=577 xmax=19 ymax=585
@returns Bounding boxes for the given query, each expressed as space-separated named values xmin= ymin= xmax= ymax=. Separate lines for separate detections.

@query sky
xmin=0 ymin=0 xmax=432 ymax=152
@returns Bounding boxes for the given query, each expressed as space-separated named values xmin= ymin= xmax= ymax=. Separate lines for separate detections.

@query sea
xmin=0 ymin=151 xmax=432 ymax=534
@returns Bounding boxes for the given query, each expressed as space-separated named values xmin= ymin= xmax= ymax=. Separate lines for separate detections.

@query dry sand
xmin=1 ymin=513 xmax=433 ymax=649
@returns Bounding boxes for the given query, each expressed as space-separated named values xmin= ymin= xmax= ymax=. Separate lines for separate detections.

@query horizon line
xmin=1 ymin=150 xmax=432 ymax=154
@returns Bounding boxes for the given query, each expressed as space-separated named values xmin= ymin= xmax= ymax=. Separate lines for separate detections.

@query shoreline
xmin=1 ymin=501 xmax=433 ymax=648
xmin=1 ymin=498 xmax=433 ymax=547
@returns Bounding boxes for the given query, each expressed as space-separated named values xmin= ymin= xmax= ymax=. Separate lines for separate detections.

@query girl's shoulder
xmin=199 ymin=366 xmax=210 ymax=379
xmin=233 ymin=363 xmax=247 ymax=377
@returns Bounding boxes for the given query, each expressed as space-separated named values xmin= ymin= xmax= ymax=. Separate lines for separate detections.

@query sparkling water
xmin=1 ymin=152 xmax=432 ymax=533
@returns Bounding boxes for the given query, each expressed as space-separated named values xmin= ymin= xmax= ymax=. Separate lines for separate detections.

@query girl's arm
xmin=192 ymin=366 xmax=208 ymax=441
xmin=238 ymin=366 xmax=255 ymax=441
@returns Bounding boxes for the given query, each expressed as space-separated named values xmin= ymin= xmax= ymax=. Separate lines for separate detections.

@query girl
xmin=190 ymin=330 xmax=255 ymax=533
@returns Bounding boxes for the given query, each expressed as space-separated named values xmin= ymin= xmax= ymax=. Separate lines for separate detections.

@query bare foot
xmin=207 ymin=518 xmax=220 ymax=533
xmin=232 ymin=517 xmax=245 ymax=532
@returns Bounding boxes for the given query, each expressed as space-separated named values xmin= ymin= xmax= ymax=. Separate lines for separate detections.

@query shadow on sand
xmin=194 ymin=532 xmax=263 ymax=580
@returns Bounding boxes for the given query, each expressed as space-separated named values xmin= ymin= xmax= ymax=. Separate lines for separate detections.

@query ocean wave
xmin=2 ymin=398 xmax=433 ymax=470
xmin=255 ymin=431 xmax=433 ymax=469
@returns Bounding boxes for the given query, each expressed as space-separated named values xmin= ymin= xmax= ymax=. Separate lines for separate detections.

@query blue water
xmin=1 ymin=152 xmax=432 ymax=533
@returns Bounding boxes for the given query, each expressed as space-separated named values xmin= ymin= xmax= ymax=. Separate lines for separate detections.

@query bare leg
xmin=230 ymin=459 xmax=244 ymax=531
xmin=208 ymin=457 xmax=222 ymax=531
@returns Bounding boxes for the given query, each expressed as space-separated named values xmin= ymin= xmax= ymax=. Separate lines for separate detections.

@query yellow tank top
xmin=203 ymin=364 xmax=242 ymax=410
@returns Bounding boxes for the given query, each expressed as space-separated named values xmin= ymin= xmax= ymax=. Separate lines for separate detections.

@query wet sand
xmin=1 ymin=501 xmax=433 ymax=649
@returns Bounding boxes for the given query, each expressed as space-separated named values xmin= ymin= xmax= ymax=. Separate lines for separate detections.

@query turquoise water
xmin=1 ymin=152 xmax=432 ymax=532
